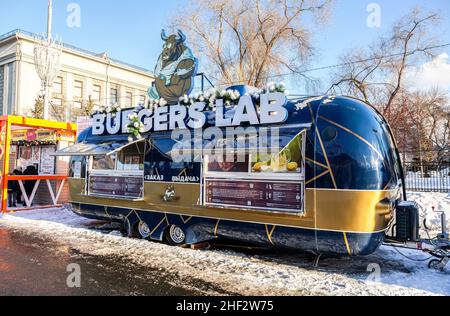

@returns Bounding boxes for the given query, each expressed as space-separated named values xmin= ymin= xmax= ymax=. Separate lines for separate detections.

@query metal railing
xmin=404 ymin=162 xmax=450 ymax=193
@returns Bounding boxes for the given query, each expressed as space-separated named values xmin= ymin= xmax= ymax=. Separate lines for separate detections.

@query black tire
xmin=428 ymin=259 xmax=443 ymax=271
xmin=124 ymin=219 xmax=140 ymax=238
xmin=165 ymin=225 xmax=186 ymax=246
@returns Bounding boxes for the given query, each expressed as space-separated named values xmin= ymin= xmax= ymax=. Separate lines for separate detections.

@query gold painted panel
xmin=69 ymin=178 xmax=398 ymax=233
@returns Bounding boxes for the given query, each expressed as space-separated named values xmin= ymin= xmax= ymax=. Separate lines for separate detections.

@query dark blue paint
xmin=73 ymin=203 xmax=383 ymax=256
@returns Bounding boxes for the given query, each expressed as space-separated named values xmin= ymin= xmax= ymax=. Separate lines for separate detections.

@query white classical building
xmin=0 ymin=29 xmax=154 ymax=122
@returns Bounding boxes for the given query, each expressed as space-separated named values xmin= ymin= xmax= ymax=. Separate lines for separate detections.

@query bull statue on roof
xmin=148 ymin=29 xmax=198 ymax=104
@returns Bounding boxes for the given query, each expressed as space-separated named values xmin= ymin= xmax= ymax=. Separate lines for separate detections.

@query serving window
xmin=204 ymin=131 xmax=305 ymax=180
xmin=88 ymin=141 xmax=148 ymax=200
xmin=92 ymin=154 xmax=116 ymax=170
xmin=203 ymin=131 xmax=306 ymax=214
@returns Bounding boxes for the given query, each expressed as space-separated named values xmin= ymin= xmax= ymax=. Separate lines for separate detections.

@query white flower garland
xmin=127 ymin=111 xmax=145 ymax=142
xmin=98 ymin=103 xmax=121 ymax=116
xmin=149 ymin=82 xmax=288 ymax=110
xmin=98 ymin=83 xmax=289 ymax=141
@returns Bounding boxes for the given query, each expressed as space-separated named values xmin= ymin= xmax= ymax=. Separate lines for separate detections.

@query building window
xmin=110 ymin=88 xmax=118 ymax=105
xmin=125 ymin=91 xmax=133 ymax=107
xmin=139 ymin=95 xmax=146 ymax=105
xmin=74 ymin=80 xmax=83 ymax=98
xmin=52 ymin=98 xmax=62 ymax=107
xmin=73 ymin=101 xmax=82 ymax=109
xmin=54 ymin=76 xmax=63 ymax=94
xmin=92 ymin=84 xmax=101 ymax=102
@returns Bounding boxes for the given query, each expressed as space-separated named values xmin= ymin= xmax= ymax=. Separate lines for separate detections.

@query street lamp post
xmin=47 ymin=0 xmax=53 ymax=41
xmin=34 ymin=0 xmax=61 ymax=121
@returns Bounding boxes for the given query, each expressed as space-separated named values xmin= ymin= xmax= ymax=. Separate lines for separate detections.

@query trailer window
xmin=204 ymin=132 xmax=305 ymax=179
xmin=251 ymin=133 xmax=304 ymax=175
xmin=92 ymin=154 xmax=116 ymax=170
xmin=206 ymin=155 xmax=249 ymax=174
xmin=117 ymin=141 xmax=146 ymax=171
xmin=88 ymin=141 xmax=147 ymax=199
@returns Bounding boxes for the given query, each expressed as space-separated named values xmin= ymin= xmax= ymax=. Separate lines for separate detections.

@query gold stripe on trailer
xmin=214 ymin=220 xmax=221 ymax=237
xmin=343 ymin=232 xmax=352 ymax=256
xmin=265 ymin=225 xmax=277 ymax=245
xmin=305 ymin=170 xmax=330 ymax=185
xmin=315 ymin=126 xmax=337 ymax=189
xmin=69 ymin=179 xmax=396 ymax=234
xmin=319 ymin=116 xmax=384 ymax=161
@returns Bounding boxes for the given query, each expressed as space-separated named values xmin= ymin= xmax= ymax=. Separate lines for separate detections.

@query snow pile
xmin=407 ymin=192 xmax=450 ymax=235
xmin=0 ymin=192 xmax=449 ymax=296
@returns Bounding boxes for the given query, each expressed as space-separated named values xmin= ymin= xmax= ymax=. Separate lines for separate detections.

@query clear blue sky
xmin=1 ymin=0 xmax=449 ymax=91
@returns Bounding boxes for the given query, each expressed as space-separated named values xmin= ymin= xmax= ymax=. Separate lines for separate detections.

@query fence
xmin=404 ymin=162 xmax=450 ymax=193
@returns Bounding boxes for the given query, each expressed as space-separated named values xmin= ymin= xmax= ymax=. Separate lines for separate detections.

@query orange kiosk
xmin=0 ymin=116 xmax=77 ymax=213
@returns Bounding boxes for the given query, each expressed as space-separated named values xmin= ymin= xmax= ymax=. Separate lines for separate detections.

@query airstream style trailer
xmin=56 ymin=90 xmax=405 ymax=256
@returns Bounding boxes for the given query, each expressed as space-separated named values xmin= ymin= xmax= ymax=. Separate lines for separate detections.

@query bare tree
xmin=327 ymin=8 xmax=440 ymax=121
xmin=171 ymin=0 xmax=333 ymax=88
xmin=418 ymin=89 xmax=450 ymax=163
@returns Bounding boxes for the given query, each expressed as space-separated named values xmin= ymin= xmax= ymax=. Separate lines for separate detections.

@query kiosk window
xmin=205 ymin=132 xmax=305 ymax=178
xmin=88 ymin=141 xmax=147 ymax=199
xmin=203 ymin=131 xmax=306 ymax=214
xmin=251 ymin=133 xmax=304 ymax=175
xmin=117 ymin=142 xmax=146 ymax=171
xmin=207 ymin=155 xmax=249 ymax=173
xmin=92 ymin=154 xmax=116 ymax=170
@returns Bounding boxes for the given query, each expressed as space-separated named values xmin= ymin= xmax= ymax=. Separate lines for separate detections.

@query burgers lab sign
xmin=92 ymin=92 xmax=289 ymax=136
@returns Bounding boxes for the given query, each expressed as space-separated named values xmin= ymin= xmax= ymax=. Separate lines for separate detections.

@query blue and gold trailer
xmin=55 ymin=91 xmax=405 ymax=257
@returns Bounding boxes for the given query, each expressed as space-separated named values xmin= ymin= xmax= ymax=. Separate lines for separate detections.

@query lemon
xmin=252 ymin=162 xmax=267 ymax=172
xmin=288 ymin=162 xmax=299 ymax=171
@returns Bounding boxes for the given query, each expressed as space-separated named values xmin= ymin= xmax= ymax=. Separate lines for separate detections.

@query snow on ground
xmin=0 ymin=192 xmax=449 ymax=296
xmin=405 ymin=172 xmax=450 ymax=192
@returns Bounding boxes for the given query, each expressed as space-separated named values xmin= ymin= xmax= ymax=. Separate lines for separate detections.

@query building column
xmin=118 ymin=85 xmax=125 ymax=108
xmin=65 ymin=73 xmax=74 ymax=121
xmin=3 ymin=63 xmax=16 ymax=116
xmin=0 ymin=65 xmax=5 ymax=115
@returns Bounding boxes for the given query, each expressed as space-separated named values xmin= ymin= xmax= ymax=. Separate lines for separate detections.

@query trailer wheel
xmin=165 ymin=225 xmax=186 ymax=246
xmin=428 ymin=259 xmax=444 ymax=271
xmin=124 ymin=218 xmax=140 ymax=238
xmin=138 ymin=221 xmax=152 ymax=239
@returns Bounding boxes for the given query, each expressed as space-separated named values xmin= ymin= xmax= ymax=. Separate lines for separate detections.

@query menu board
xmin=89 ymin=175 xmax=143 ymax=199
xmin=205 ymin=179 xmax=303 ymax=213
xmin=40 ymin=146 xmax=56 ymax=175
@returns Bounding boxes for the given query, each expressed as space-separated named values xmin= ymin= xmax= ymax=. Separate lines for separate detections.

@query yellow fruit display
xmin=252 ymin=162 xmax=267 ymax=172
xmin=288 ymin=162 xmax=298 ymax=171
xmin=271 ymin=155 xmax=288 ymax=172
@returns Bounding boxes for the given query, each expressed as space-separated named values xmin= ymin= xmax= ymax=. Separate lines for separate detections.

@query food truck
xmin=54 ymin=87 xmax=406 ymax=257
